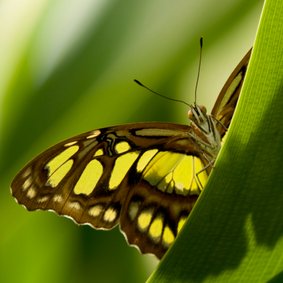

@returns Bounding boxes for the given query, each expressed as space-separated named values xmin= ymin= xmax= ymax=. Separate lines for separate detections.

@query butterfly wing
xmin=11 ymin=122 xmax=208 ymax=258
xmin=11 ymin=48 xmax=252 ymax=259
xmin=211 ymin=49 xmax=252 ymax=137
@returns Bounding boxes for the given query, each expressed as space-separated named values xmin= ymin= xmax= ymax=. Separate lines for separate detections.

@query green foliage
xmin=0 ymin=1 xmax=263 ymax=282
xmin=148 ymin=0 xmax=283 ymax=281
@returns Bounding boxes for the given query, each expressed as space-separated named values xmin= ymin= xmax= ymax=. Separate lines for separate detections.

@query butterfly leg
xmin=195 ymin=158 xmax=215 ymax=190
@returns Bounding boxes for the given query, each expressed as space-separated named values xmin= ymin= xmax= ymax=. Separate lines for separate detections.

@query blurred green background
xmin=0 ymin=1 xmax=263 ymax=282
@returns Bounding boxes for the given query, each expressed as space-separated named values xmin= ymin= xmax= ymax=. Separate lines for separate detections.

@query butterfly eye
xmin=198 ymin=105 xmax=207 ymax=115
xmin=187 ymin=108 xmax=195 ymax=121
xmin=187 ymin=104 xmax=207 ymax=124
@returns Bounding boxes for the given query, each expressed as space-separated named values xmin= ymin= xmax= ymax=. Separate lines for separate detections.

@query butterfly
xmin=11 ymin=48 xmax=251 ymax=259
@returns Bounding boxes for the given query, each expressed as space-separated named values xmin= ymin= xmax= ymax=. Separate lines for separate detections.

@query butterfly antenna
xmin=134 ymin=79 xmax=190 ymax=107
xmin=194 ymin=37 xmax=203 ymax=104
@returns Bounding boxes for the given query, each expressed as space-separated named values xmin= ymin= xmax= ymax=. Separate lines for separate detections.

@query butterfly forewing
xmin=11 ymin=48 xmax=251 ymax=259
xmin=11 ymin=122 xmax=209 ymax=258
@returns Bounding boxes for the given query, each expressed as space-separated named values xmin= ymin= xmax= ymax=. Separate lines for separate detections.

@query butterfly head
xmin=188 ymin=104 xmax=208 ymax=127
xmin=188 ymin=104 xmax=221 ymax=157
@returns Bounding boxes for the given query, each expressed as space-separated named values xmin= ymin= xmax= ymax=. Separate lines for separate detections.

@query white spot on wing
xmin=86 ymin=130 xmax=101 ymax=139
xmin=26 ymin=187 xmax=36 ymax=199
xmin=89 ymin=205 xmax=103 ymax=217
xmin=22 ymin=177 xmax=32 ymax=191
xmin=37 ymin=196 xmax=49 ymax=203
xmin=103 ymin=207 xmax=117 ymax=222
xmin=22 ymin=168 xmax=32 ymax=178
xmin=64 ymin=141 xmax=78 ymax=147
xmin=67 ymin=201 xmax=81 ymax=210
xmin=53 ymin=194 xmax=63 ymax=203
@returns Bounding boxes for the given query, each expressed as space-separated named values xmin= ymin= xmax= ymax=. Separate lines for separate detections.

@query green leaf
xmin=148 ymin=0 xmax=283 ymax=282
xmin=0 ymin=1 xmax=263 ymax=283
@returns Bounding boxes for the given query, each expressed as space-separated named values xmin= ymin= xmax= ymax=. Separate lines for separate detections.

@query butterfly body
xmin=11 ymin=49 xmax=251 ymax=259
xmin=188 ymin=105 xmax=221 ymax=160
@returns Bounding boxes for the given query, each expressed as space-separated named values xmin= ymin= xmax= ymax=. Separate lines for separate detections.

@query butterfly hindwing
xmin=120 ymin=179 xmax=199 ymax=258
